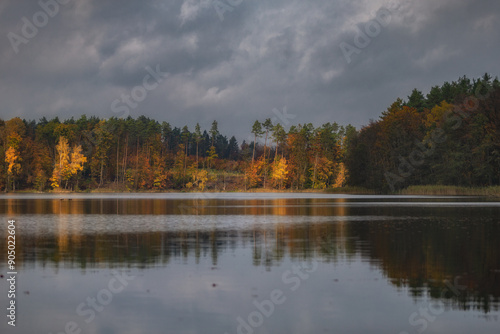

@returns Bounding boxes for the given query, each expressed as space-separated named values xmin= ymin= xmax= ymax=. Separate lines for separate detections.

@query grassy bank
xmin=399 ymin=185 xmax=500 ymax=197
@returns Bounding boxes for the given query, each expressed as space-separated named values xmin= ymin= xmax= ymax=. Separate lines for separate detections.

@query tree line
xmin=1 ymin=73 xmax=499 ymax=192
xmin=0 ymin=113 xmax=350 ymax=191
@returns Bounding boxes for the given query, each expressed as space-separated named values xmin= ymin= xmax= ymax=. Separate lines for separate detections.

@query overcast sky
xmin=1 ymin=0 xmax=499 ymax=140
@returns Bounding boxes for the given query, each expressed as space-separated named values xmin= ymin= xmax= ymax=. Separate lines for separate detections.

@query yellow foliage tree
xmin=70 ymin=145 xmax=87 ymax=189
xmin=70 ymin=145 xmax=86 ymax=175
xmin=5 ymin=131 xmax=23 ymax=191
xmin=425 ymin=101 xmax=454 ymax=128
xmin=51 ymin=137 xmax=70 ymax=188
xmin=193 ymin=169 xmax=209 ymax=191
xmin=270 ymin=157 xmax=289 ymax=189
xmin=5 ymin=146 xmax=21 ymax=190
xmin=186 ymin=163 xmax=209 ymax=190
xmin=50 ymin=137 xmax=87 ymax=189
xmin=6 ymin=146 xmax=20 ymax=175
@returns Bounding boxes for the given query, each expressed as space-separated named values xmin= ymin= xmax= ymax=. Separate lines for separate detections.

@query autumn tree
xmin=270 ymin=156 xmax=288 ymax=190
xmin=69 ymin=144 xmax=87 ymax=189
xmin=50 ymin=137 xmax=87 ymax=189
xmin=186 ymin=164 xmax=209 ymax=191
xmin=332 ymin=163 xmax=346 ymax=188
xmin=245 ymin=155 xmax=264 ymax=189
xmin=5 ymin=145 xmax=21 ymax=191
xmin=4 ymin=118 xmax=26 ymax=191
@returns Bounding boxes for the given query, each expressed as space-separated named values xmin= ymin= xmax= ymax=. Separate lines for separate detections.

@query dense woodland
xmin=1 ymin=74 xmax=499 ymax=192
xmin=346 ymin=73 xmax=500 ymax=191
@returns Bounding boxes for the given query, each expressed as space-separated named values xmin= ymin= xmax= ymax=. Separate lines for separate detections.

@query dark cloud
xmin=0 ymin=0 xmax=499 ymax=140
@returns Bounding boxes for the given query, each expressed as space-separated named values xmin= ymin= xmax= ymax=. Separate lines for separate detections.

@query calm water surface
xmin=0 ymin=193 xmax=499 ymax=334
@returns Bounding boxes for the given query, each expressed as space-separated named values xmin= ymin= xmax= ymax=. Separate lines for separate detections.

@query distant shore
xmin=3 ymin=185 xmax=500 ymax=197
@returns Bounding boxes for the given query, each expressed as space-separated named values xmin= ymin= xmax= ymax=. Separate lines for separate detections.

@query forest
xmin=1 ymin=74 xmax=499 ymax=193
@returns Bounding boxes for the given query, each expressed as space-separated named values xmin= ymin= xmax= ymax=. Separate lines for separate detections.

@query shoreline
xmin=2 ymin=185 xmax=500 ymax=197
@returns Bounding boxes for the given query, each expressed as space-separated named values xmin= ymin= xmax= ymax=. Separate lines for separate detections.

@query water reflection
xmin=0 ymin=195 xmax=499 ymax=316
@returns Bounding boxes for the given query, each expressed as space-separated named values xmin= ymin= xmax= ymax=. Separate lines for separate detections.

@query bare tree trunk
xmin=100 ymin=160 xmax=104 ymax=187
xmin=252 ymin=135 xmax=256 ymax=165
xmin=135 ymin=138 xmax=139 ymax=190
xmin=263 ymin=132 xmax=268 ymax=188
xmin=313 ymin=153 xmax=318 ymax=188
xmin=116 ymin=138 xmax=120 ymax=185
xmin=123 ymin=134 xmax=128 ymax=184
xmin=184 ymin=142 xmax=188 ymax=178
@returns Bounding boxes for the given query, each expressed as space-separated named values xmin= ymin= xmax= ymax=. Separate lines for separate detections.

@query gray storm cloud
xmin=0 ymin=0 xmax=499 ymax=139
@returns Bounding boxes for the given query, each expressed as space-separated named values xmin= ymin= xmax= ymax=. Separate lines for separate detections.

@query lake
xmin=0 ymin=193 xmax=499 ymax=334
